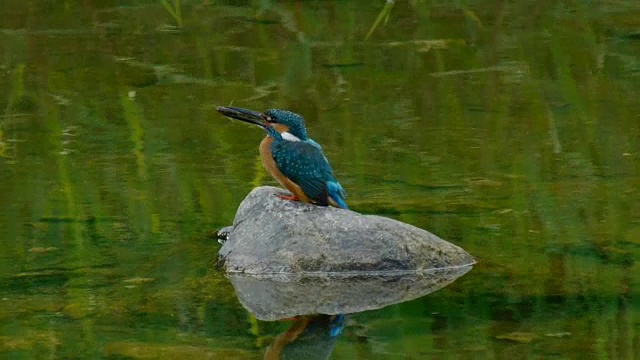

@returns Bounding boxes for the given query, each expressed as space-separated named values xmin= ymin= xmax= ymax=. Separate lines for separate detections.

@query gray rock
xmin=218 ymin=186 xmax=475 ymax=273
xmin=228 ymin=266 xmax=473 ymax=321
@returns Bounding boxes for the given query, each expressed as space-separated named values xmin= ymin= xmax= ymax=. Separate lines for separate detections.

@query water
xmin=1 ymin=0 xmax=639 ymax=358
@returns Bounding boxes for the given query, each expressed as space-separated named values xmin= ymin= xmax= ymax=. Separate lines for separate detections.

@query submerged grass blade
xmin=252 ymin=154 xmax=266 ymax=188
xmin=461 ymin=8 xmax=484 ymax=30
xmin=1 ymin=65 xmax=20 ymax=159
xmin=365 ymin=0 xmax=395 ymax=41
xmin=161 ymin=0 xmax=183 ymax=27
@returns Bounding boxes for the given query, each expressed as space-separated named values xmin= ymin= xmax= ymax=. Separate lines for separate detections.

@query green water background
xmin=0 ymin=0 xmax=639 ymax=358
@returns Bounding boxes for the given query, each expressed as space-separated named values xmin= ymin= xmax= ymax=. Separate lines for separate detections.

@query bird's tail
xmin=327 ymin=181 xmax=348 ymax=209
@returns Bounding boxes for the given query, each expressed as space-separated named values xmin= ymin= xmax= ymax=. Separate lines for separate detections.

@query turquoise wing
xmin=270 ymin=140 xmax=343 ymax=206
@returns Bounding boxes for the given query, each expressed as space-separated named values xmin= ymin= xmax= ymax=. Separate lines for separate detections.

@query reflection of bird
xmin=217 ymin=106 xmax=348 ymax=209
xmin=265 ymin=314 xmax=346 ymax=360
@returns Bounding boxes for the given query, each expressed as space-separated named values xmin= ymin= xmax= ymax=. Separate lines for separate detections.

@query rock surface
xmin=218 ymin=186 xmax=475 ymax=273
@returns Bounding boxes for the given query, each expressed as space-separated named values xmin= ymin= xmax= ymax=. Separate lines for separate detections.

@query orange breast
xmin=259 ymin=137 xmax=312 ymax=203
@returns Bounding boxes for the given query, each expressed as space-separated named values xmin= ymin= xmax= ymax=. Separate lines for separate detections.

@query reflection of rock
xmin=218 ymin=186 xmax=475 ymax=273
xmin=228 ymin=266 xmax=473 ymax=321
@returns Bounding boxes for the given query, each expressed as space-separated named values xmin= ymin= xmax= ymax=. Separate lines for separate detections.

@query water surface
xmin=1 ymin=1 xmax=639 ymax=358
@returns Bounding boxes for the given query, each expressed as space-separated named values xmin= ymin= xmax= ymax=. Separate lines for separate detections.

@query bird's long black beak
xmin=216 ymin=106 xmax=266 ymax=128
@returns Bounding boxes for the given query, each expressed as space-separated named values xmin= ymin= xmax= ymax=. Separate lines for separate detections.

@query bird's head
xmin=216 ymin=106 xmax=309 ymax=141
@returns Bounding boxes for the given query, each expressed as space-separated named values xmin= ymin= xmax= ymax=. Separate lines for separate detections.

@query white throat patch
xmin=281 ymin=132 xmax=301 ymax=142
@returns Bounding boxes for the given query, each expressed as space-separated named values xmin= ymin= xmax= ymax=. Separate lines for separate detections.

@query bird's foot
xmin=277 ymin=193 xmax=299 ymax=201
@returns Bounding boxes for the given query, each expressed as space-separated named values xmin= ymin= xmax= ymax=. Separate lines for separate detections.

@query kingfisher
xmin=216 ymin=106 xmax=348 ymax=209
